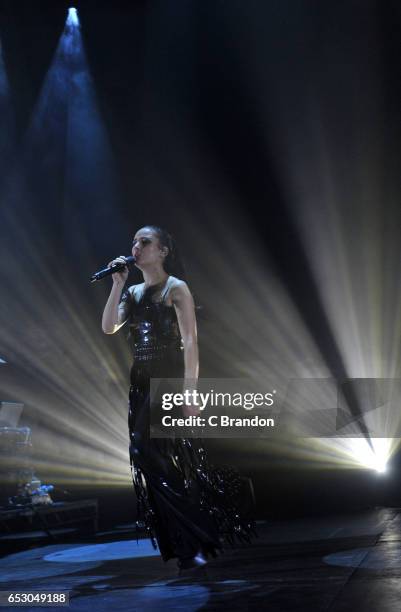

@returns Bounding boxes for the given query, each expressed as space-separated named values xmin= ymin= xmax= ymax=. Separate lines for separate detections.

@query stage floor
xmin=1 ymin=507 xmax=400 ymax=611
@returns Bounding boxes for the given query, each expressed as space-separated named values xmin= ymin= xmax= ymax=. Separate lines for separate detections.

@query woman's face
xmin=132 ymin=227 xmax=166 ymax=269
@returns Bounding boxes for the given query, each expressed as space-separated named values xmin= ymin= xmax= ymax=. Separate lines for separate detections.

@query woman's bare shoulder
xmin=168 ymin=276 xmax=190 ymax=295
xmin=168 ymin=276 xmax=188 ymax=289
xmin=127 ymin=283 xmax=145 ymax=303
xmin=167 ymin=277 xmax=192 ymax=304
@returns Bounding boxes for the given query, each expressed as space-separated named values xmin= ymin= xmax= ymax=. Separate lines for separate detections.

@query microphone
xmin=90 ymin=256 xmax=136 ymax=283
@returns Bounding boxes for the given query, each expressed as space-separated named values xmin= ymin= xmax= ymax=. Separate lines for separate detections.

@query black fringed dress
xmin=119 ymin=277 xmax=255 ymax=562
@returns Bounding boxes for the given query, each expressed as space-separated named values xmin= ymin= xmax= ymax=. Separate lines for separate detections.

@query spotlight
xmin=374 ymin=461 xmax=387 ymax=474
xmin=67 ymin=7 xmax=79 ymax=27
xmin=349 ymin=438 xmax=390 ymax=474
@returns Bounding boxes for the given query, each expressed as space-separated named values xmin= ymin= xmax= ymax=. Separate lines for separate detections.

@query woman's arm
xmin=171 ymin=281 xmax=200 ymax=416
xmin=102 ymin=257 xmax=130 ymax=334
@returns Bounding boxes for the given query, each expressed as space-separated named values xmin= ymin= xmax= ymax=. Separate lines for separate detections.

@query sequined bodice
xmin=130 ymin=303 xmax=180 ymax=353
xmin=125 ymin=282 xmax=182 ymax=362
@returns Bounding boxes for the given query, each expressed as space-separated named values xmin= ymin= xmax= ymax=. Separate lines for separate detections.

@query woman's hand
xmin=101 ymin=258 xmax=130 ymax=334
xmin=108 ymin=256 xmax=129 ymax=286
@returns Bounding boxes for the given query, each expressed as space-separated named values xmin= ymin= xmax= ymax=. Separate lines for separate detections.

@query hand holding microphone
xmin=108 ymin=256 xmax=130 ymax=286
xmin=90 ymin=255 xmax=135 ymax=283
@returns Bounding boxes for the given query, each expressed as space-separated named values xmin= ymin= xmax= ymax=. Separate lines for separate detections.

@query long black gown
xmin=119 ymin=278 xmax=255 ymax=562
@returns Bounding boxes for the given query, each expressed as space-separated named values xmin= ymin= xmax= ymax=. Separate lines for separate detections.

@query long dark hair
xmin=144 ymin=225 xmax=187 ymax=281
